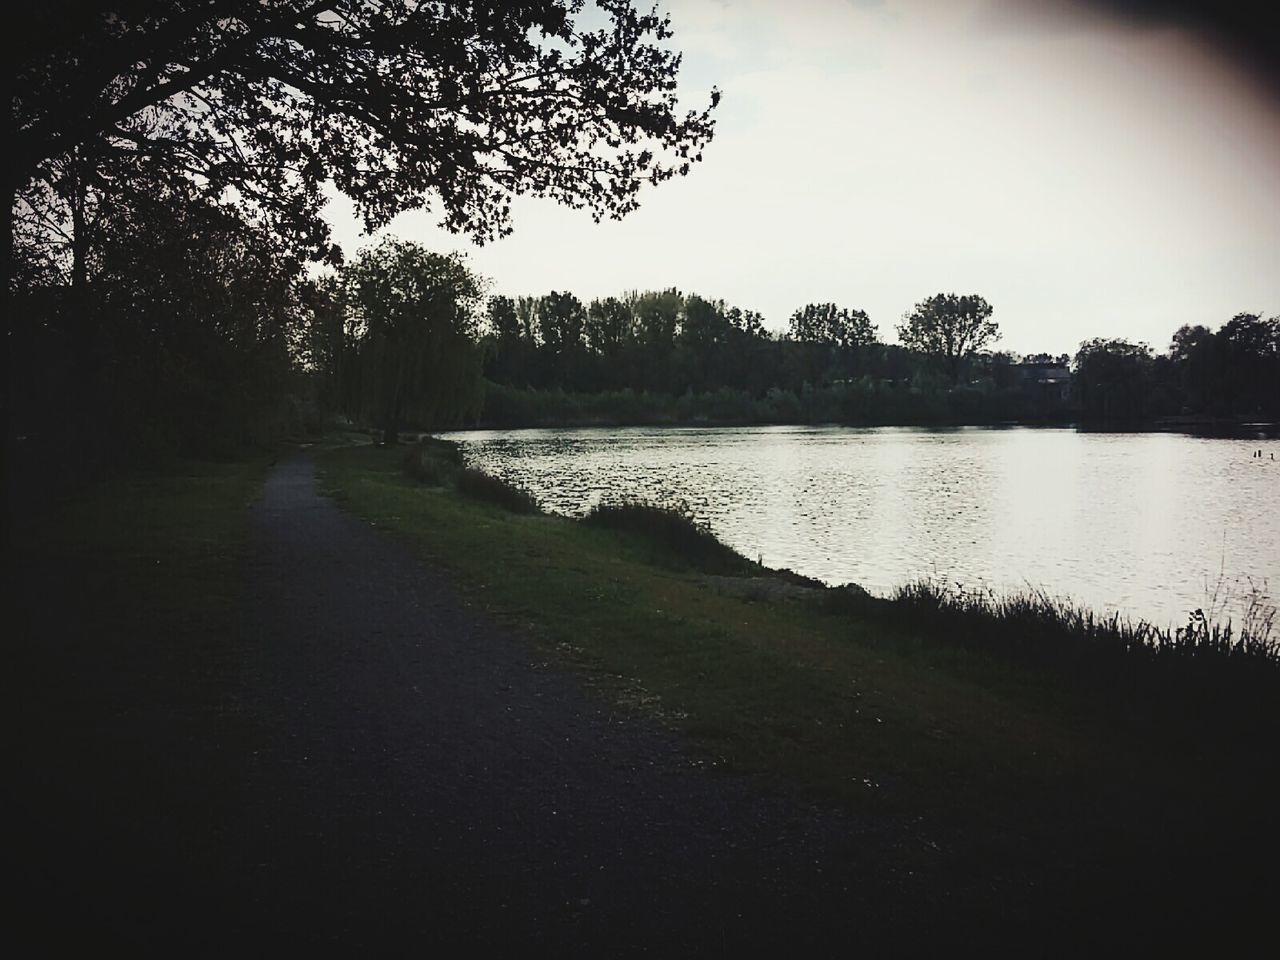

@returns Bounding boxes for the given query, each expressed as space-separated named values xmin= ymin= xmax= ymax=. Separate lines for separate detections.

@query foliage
xmin=897 ymin=293 xmax=998 ymax=385
xmin=340 ymin=238 xmax=485 ymax=442
xmin=1071 ymin=338 xmax=1155 ymax=422
xmin=9 ymin=183 xmax=305 ymax=468
xmin=14 ymin=0 xmax=720 ymax=273
xmin=9 ymin=2 xmax=721 ymax=482
xmin=788 ymin=302 xmax=877 ymax=350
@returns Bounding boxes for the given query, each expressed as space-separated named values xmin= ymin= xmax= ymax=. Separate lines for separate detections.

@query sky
xmin=322 ymin=0 xmax=1280 ymax=357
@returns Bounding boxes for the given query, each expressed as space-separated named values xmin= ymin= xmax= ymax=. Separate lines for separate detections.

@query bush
xmin=455 ymin=467 xmax=541 ymax=514
xmin=583 ymin=498 xmax=754 ymax=575
xmin=401 ymin=436 xmax=463 ymax=485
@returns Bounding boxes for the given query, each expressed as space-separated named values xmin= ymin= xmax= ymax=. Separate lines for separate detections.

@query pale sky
xmin=322 ymin=0 xmax=1280 ymax=357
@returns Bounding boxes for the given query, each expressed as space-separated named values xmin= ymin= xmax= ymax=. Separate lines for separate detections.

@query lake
xmin=441 ymin=425 xmax=1279 ymax=628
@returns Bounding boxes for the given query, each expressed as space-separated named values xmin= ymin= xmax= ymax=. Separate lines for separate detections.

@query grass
xmin=13 ymin=454 xmax=274 ymax=935
xmin=14 ymin=457 xmax=273 ymax=773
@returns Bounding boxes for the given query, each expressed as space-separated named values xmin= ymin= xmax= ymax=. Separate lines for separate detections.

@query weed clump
xmin=584 ymin=498 xmax=754 ymax=575
xmin=455 ymin=467 xmax=541 ymax=514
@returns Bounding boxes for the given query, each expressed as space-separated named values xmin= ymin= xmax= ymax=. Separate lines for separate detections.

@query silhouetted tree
xmin=787 ymin=302 xmax=877 ymax=385
xmin=1169 ymin=323 xmax=1217 ymax=413
xmin=631 ymin=288 xmax=682 ymax=392
xmin=1217 ymin=313 xmax=1280 ymax=416
xmin=344 ymin=238 xmax=483 ymax=443
xmin=536 ymin=291 xmax=588 ymax=389
xmin=10 ymin=1 xmax=720 ymax=474
xmin=897 ymin=293 xmax=998 ymax=385
xmin=481 ymin=294 xmax=536 ymax=386
xmin=303 ymin=273 xmax=361 ymax=419
xmin=90 ymin=183 xmax=304 ymax=454
xmin=586 ymin=297 xmax=634 ymax=359
xmin=13 ymin=1 xmax=720 ymax=274
xmin=1072 ymin=338 xmax=1154 ymax=422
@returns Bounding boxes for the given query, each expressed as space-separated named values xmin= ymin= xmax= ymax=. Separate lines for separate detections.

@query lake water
xmin=441 ymin=425 xmax=1279 ymax=628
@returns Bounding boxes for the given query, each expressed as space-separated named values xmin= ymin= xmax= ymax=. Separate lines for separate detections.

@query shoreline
xmin=436 ymin=416 xmax=1280 ymax=437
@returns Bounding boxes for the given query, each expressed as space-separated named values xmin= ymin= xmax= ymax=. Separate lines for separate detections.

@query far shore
xmin=411 ymin=415 xmax=1280 ymax=437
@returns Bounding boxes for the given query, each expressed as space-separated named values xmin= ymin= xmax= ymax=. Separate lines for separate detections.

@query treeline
xmin=477 ymin=290 xmax=1042 ymax=426
xmin=475 ymin=290 xmax=1278 ymax=427
xmin=1074 ymin=319 xmax=1280 ymax=423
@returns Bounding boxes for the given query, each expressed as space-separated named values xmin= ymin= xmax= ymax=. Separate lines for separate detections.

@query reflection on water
xmin=441 ymin=425 xmax=1279 ymax=627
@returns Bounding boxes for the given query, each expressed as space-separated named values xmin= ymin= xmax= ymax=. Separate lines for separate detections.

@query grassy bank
xmin=318 ymin=441 xmax=1279 ymax=921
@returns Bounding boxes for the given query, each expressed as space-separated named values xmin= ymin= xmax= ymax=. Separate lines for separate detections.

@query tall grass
xmin=892 ymin=579 xmax=1277 ymax=665
xmin=583 ymin=498 xmax=757 ymax=575
xmin=887 ymin=577 xmax=1280 ymax=739
xmin=455 ymin=467 xmax=542 ymax=514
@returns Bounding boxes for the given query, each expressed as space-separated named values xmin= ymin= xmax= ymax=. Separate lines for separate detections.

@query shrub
xmin=400 ymin=436 xmax=463 ymax=486
xmin=455 ymin=467 xmax=541 ymax=514
xmin=583 ymin=498 xmax=754 ymax=575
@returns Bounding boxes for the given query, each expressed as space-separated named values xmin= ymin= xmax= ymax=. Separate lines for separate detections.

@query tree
xmin=344 ymin=238 xmax=484 ymax=443
xmin=12 ymin=0 xmax=720 ymax=280
xmin=787 ymin=302 xmax=876 ymax=385
xmin=788 ymin=303 xmax=876 ymax=352
xmin=629 ymin=288 xmax=682 ymax=392
xmin=1072 ymin=338 xmax=1154 ymax=422
xmin=536 ymin=290 xmax=587 ymax=388
xmin=897 ymin=293 xmax=998 ymax=385
xmin=1216 ymin=313 xmax=1280 ymax=416
xmin=480 ymin=294 xmax=536 ymax=388
xmin=586 ymin=296 xmax=634 ymax=359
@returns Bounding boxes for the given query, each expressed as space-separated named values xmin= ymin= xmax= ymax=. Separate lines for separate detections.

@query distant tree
xmin=1217 ymin=313 xmax=1280 ymax=415
xmin=537 ymin=291 xmax=587 ymax=388
xmin=1168 ymin=324 xmax=1217 ymax=413
xmin=630 ymin=288 xmax=683 ymax=392
xmin=897 ymin=293 xmax=998 ymax=385
xmin=788 ymin=303 xmax=876 ymax=351
xmin=1072 ymin=338 xmax=1154 ymax=422
xmin=586 ymin=297 xmax=634 ymax=359
xmin=486 ymin=296 xmax=521 ymax=344
xmin=480 ymin=294 xmax=534 ymax=386
xmin=787 ymin=302 xmax=876 ymax=385
xmin=344 ymin=239 xmax=483 ymax=443
xmin=303 ymin=272 xmax=361 ymax=418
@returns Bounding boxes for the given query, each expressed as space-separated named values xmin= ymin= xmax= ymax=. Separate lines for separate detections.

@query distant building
xmin=1015 ymin=358 xmax=1072 ymax=407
